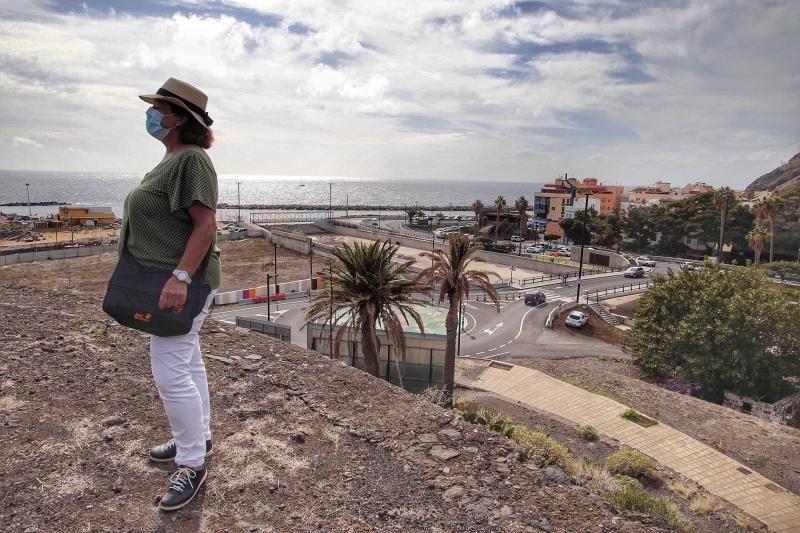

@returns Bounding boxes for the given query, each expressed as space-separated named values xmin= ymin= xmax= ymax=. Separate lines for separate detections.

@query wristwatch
xmin=172 ymin=269 xmax=192 ymax=285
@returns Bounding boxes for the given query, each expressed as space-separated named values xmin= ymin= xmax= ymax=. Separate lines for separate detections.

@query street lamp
xmin=575 ymin=193 xmax=590 ymax=302
xmin=25 ymin=183 xmax=32 ymax=218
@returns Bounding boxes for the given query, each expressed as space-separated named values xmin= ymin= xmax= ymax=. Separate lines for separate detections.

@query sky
xmin=0 ymin=0 xmax=798 ymax=188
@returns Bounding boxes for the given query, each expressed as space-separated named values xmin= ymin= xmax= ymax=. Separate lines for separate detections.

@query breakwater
xmin=217 ymin=203 xmax=474 ymax=211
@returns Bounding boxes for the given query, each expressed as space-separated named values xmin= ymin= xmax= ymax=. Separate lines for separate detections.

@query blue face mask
xmin=145 ymin=107 xmax=176 ymax=141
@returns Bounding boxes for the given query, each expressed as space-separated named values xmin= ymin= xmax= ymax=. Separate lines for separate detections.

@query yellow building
xmin=58 ymin=206 xmax=116 ymax=226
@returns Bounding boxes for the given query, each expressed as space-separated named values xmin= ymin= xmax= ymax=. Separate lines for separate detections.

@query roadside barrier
xmin=583 ymin=280 xmax=652 ymax=303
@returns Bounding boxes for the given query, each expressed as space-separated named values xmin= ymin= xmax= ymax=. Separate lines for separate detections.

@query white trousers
xmin=150 ymin=290 xmax=216 ymax=468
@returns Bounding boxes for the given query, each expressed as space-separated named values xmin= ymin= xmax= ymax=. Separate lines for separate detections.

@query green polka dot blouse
xmin=119 ymin=148 xmax=221 ymax=289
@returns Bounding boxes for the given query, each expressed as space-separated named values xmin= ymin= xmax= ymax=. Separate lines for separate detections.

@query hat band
xmin=156 ymin=88 xmax=214 ymax=126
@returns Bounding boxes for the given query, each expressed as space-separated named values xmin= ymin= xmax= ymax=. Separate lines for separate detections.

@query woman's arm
xmin=158 ymin=201 xmax=217 ymax=311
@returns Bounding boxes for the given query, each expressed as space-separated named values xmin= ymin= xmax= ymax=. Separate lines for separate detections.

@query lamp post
xmin=308 ymin=238 xmax=314 ymax=300
xmin=329 ymin=260 xmax=334 ymax=357
xmin=25 ymin=183 xmax=31 ymax=218
xmin=236 ymin=181 xmax=241 ymax=225
xmin=329 ymin=182 xmax=332 ymax=220
xmin=266 ymin=273 xmax=272 ymax=321
xmin=575 ymin=193 xmax=590 ymax=302
xmin=273 ymin=241 xmax=279 ymax=293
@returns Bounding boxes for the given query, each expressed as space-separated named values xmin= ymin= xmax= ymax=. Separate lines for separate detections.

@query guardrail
xmin=584 ymin=280 xmax=653 ymax=303
xmin=517 ymin=265 xmax=622 ymax=286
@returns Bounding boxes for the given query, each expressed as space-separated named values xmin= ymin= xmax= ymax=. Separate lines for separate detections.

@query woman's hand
xmin=159 ymin=276 xmax=188 ymax=312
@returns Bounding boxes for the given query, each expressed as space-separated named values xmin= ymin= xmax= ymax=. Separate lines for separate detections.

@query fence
xmin=306 ymin=322 xmax=445 ymax=393
xmin=583 ymin=280 xmax=652 ymax=303
xmin=516 ymin=266 xmax=622 ymax=287
xmin=235 ymin=316 xmax=291 ymax=342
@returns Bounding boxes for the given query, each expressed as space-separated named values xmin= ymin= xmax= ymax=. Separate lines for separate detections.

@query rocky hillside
xmin=0 ymin=284 xmax=659 ymax=532
xmin=745 ymin=152 xmax=800 ymax=192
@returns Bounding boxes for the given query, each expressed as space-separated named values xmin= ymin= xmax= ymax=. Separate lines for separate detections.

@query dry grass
xmin=690 ymin=494 xmax=722 ymax=513
xmin=734 ymin=513 xmax=758 ymax=530
xmin=667 ymin=481 xmax=698 ymax=500
xmin=321 ymin=426 xmax=344 ymax=450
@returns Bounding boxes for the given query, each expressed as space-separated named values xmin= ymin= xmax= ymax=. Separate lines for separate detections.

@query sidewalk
xmin=456 ymin=359 xmax=800 ymax=532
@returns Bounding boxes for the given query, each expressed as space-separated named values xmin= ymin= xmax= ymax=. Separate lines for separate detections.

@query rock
xmin=534 ymin=518 xmax=552 ymax=532
xmin=418 ymin=433 xmax=439 ymax=443
xmin=244 ymin=354 xmax=262 ymax=360
xmin=100 ymin=416 xmax=125 ymax=428
xmin=429 ymin=446 xmax=461 ymax=461
xmin=442 ymin=485 xmax=464 ymax=501
xmin=499 ymin=505 xmax=513 ymax=517
xmin=438 ymin=428 xmax=462 ymax=441
xmin=542 ymin=466 xmax=570 ymax=485
xmin=465 ymin=497 xmax=494 ymax=523
xmin=291 ymin=433 xmax=306 ymax=444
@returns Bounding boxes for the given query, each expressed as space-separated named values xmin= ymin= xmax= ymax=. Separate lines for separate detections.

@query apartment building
xmin=532 ymin=177 xmax=623 ymax=237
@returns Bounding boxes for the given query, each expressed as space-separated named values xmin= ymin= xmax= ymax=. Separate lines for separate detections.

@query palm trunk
xmin=718 ymin=204 xmax=727 ymax=261
xmin=442 ymin=291 xmax=460 ymax=405
xmin=769 ymin=217 xmax=774 ymax=263
xmin=360 ymin=323 xmax=381 ymax=377
xmin=495 ymin=209 xmax=500 ymax=241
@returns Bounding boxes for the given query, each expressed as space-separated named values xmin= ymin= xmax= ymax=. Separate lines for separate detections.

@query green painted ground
xmin=334 ymin=304 xmax=451 ymax=335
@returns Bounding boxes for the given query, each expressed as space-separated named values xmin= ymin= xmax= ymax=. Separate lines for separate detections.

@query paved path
xmin=456 ymin=359 xmax=800 ymax=532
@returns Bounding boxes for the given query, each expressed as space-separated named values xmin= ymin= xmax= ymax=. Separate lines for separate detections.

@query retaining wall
xmin=306 ymin=322 xmax=445 ymax=393
xmin=0 ymin=244 xmax=118 ymax=266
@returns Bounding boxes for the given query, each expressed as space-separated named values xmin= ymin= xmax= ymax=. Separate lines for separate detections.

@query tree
xmin=544 ymin=233 xmax=560 ymax=244
xmin=304 ymin=240 xmax=430 ymax=378
xmin=494 ymin=195 xmax=506 ymax=242
xmin=713 ymin=187 xmax=737 ymax=261
xmin=418 ymin=234 xmax=500 ymax=403
xmin=621 ymin=206 xmax=658 ymax=251
xmin=754 ymin=196 xmax=785 ymax=263
xmin=559 ymin=207 xmax=599 ymax=245
xmin=435 ymin=212 xmax=445 ymax=225
xmin=514 ymin=196 xmax=529 ymax=240
xmin=746 ymin=225 xmax=768 ymax=266
xmin=405 ymin=207 xmax=423 ymax=225
xmin=625 ymin=263 xmax=800 ymax=402
xmin=471 ymin=199 xmax=484 ymax=231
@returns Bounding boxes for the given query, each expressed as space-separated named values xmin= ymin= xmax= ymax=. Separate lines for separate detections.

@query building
xmin=680 ymin=181 xmax=715 ymax=196
xmin=58 ymin=206 xmax=116 ymax=226
xmin=532 ymin=176 xmax=623 ymax=237
xmin=627 ymin=181 xmax=683 ymax=205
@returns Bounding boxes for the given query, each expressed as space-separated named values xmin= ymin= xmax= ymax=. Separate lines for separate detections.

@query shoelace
xmin=163 ymin=438 xmax=175 ymax=450
xmin=168 ymin=467 xmax=196 ymax=494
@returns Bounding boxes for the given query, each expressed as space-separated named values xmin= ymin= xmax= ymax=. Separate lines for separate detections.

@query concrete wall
xmin=307 ymin=322 xmax=445 ymax=393
xmin=570 ymin=246 xmax=630 ymax=269
xmin=260 ymin=226 xmax=312 ymax=255
xmin=0 ymin=244 xmax=117 ymax=266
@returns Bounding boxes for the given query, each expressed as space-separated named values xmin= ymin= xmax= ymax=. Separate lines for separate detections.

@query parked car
xmin=510 ymin=235 xmax=524 ymax=243
xmin=636 ymin=256 xmax=656 ymax=267
xmin=369 ymin=218 xmax=379 ymax=227
xmin=524 ymin=291 xmax=546 ymax=306
xmin=623 ymin=266 xmax=645 ymax=278
xmin=566 ymin=311 xmax=589 ymax=328
xmin=231 ymin=227 xmax=247 ymax=233
xmin=681 ymin=262 xmax=700 ymax=271
xmin=525 ymin=245 xmax=543 ymax=254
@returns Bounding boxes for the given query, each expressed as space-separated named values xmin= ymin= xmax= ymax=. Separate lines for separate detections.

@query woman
xmin=121 ymin=77 xmax=221 ymax=511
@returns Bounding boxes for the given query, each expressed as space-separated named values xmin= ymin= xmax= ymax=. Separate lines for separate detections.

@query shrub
xmin=578 ymin=424 xmax=598 ymax=441
xmin=511 ymin=426 xmax=571 ymax=469
xmin=604 ymin=476 xmax=689 ymax=531
xmin=621 ymin=408 xmax=639 ymax=421
xmin=418 ymin=386 xmax=452 ymax=408
xmin=620 ymin=407 xmax=658 ymax=427
xmin=454 ymin=402 xmax=515 ymax=437
xmin=605 ymin=449 xmax=656 ymax=478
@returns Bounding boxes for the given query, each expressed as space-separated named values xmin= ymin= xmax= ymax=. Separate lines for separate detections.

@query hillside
xmin=0 ymin=284 xmax=658 ymax=532
xmin=745 ymin=152 xmax=800 ymax=192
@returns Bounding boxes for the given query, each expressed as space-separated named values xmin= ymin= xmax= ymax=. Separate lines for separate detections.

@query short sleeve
xmin=168 ymin=150 xmax=218 ymax=213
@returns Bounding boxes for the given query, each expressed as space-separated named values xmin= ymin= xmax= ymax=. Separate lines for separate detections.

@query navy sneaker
xmin=149 ymin=438 xmax=212 ymax=462
xmin=159 ymin=465 xmax=207 ymax=511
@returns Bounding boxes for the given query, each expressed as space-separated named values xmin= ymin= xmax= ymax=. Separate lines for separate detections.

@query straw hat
xmin=139 ymin=78 xmax=213 ymax=129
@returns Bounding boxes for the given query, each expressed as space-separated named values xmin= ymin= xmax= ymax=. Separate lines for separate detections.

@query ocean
xmin=0 ymin=170 xmax=544 ymax=221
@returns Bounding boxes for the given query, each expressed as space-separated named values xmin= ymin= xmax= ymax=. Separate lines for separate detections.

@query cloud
xmin=12 ymin=137 xmax=43 ymax=148
xmin=0 ymin=0 xmax=797 ymax=187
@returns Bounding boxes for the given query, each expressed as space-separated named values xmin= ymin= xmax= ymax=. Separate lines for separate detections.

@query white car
xmin=636 ymin=256 xmax=656 ymax=267
xmin=510 ymin=235 xmax=524 ymax=243
xmin=566 ymin=311 xmax=589 ymax=328
xmin=525 ymin=245 xmax=543 ymax=254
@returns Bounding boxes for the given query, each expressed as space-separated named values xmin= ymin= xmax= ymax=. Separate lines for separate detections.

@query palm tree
xmin=753 ymin=196 xmax=784 ymax=263
xmin=494 ymin=195 xmax=506 ymax=242
xmin=304 ymin=240 xmax=430 ymax=378
xmin=746 ymin=225 xmax=768 ymax=266
xmin=417 ymin=234 xmax=500 ymax=403
xmin=713 ymin=187 xmax=736 ymax=262
xmin=471 ymin=199 xmax=484 ymax=232
xmin=514 ymin=196 xmax=529 ymax=240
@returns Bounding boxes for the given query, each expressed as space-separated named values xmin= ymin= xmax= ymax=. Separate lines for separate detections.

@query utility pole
xmin=346 ymin=193 xmax=349 ymax=217
xmin=329 ymin=182 xmax=332 ymax=220
xmin=25 ymin=183 xmax=31 ymax=218
xmin=237 ymin=181 xmax=241 ymax=225
xmin=308 ymin=238 xmax=314 ymax=300
xmin=576 ymin=193 xmax=590 ymax=302
xmin=329 ymin=261 xmax=334 ymax=357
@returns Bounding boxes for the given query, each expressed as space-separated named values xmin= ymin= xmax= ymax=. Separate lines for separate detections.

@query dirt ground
xmin=507 ymin=357 xmax=800 ymax=498
xmin=0 ymin=237 xmax=311 ymax=293
xmin=0 ymin=284 xmax=660 ymax=532
xmin=553 ymin=304 xmax=627 ymax=347
xmin=0 ymin=226 xmax=121 ymax=248
xmin=459 ymin=390 xmax=759 ymax=532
